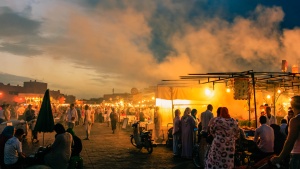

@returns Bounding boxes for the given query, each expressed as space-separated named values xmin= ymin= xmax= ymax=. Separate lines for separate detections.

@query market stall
xmin=158 ymin=70 xmax=300 ymax=128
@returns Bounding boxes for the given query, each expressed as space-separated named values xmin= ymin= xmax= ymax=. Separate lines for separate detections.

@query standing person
xmin=75 ymin=106 xmax=81 ymax=126
xmin=4 ymin=129 xmax=26 ymax=168
xmin=284 ymin=108 xmax=294 ymax=124
xmin=154 ymin=106 xmax=162 ymax=141
xmin=83 ymin=105 xmax=92 ymax=140
xmin=270 ymin=124 xmax=286 ymax=155
xmin=66 ymin=103 xmax=78 ymax=129
xmin=106 ymin=107 xmax=112 ymax=127
xmin=0 ymin=104 xmax=5 ymax=123
xmin=191 ymin=109 xmax=199 ymax=144
xmin=284 ymin=109 xmax=294 ymax=135
xmin=17 ymin=104 xmax=25 ymax=120
xmin=199 ymin=104 xmax=214 ymax=168
xmin=280 ymin=119 xmax=288 ymax=137
xmin=172 ymin=109 xmax=181 ymax=157
xmin=271 ymin=96 xmax=300 ymax=168
xmin=265 ymin=106 xmax=276 ymax=125
xmin=206 ymin=107 xmax=239 ymax=169
xmin=99 ymin=107 xmax=104 ymax=123
xmin=24 ymin=104 xmax=38 ymax=143
xmin=44 ymin=123 xmax=72 ymax=169
xmin=66 ymin=128 xmax=82 ymax=157
xmin=110 ymin=108 xmax=118 ymax=134
xmin=81 ymin=107 xmax=85 ymax=125
xmin=181 ymin=107 xmax=195 ymax=159
xmin=90 ymin=107 xmax=95 ymax=126
xmin=3 ymin=104 xmax=11 ymax=121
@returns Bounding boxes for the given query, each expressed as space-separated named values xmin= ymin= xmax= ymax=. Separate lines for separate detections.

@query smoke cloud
xmin=0 ymin=1 xmax=300 ymax=98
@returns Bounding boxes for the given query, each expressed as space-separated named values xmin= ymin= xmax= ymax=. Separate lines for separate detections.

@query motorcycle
xmin=130 ymin=121 xmax=154 ymax=154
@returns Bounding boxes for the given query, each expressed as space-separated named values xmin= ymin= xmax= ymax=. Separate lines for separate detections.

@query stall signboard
xmin=234 ymin=78 xmax=250 ymax=100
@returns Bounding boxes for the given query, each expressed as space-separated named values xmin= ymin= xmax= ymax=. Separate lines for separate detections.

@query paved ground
xmin=22 ymin=122 xmax=198 ymax=169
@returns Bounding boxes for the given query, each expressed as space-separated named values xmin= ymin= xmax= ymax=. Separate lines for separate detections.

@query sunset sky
xmin=0 ymin=0 xmax=300 ymax=99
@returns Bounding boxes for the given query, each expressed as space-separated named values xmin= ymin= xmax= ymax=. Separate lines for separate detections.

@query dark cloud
xmin=0 ymin=6 xmax=43 ymax=56
xmin=0 ymin=7 xmax=41 ymax=37
xmin=0 ymin=42 xmax=43 ymax=56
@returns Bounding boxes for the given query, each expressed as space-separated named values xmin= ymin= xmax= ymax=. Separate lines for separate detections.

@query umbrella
xmin=34 ymin=89 xmax=54 ymax=146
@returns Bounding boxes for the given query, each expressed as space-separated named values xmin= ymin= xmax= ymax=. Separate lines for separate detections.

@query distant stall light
xmin=267 ymin=95 xmax=271 ymax=99
xmin=277 ymin=89 xmax=281 ymax=93
xmin=205 ymin=88 xmax=214 ymax=97
xmin=226 ymin=88 xmax=231 ymax=93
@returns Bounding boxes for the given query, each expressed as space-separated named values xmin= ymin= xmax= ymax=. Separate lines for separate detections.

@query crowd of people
xmin=0 ymin=102 xmax=99 ymax=168
xmin=0 ymin=101 xmax=144 ymax=167
xmin=171 ymin=96 xmax=300 ymax=169
xmin=1 ymin=96 xmax=300 ymax=168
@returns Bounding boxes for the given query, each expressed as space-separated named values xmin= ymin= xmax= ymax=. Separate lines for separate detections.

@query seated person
xmin=251 ymin=116 xmax=274 ymax=162
xmin=0 ymin=126 xmax=15 ymax=168
xmin=44 ymin=123 xmax=73 ymax=169
xmin=270 ymin=124 xmax=286 ymax=155
xmin=236 ymin=119 xmax=247 ymax=151
xmin=66 ymin=128 xmax=82 ymax=157
xmin=4 ymin=129 xmax=27 ymax=167
xmin=280 ymin=119 xmax=287 ymax=137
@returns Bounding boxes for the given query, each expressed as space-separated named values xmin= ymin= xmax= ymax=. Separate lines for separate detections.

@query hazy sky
xmin=0 ymin=0 xmax=300 ymax=99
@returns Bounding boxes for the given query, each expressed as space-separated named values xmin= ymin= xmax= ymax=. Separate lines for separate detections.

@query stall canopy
xmin=158 ymin=70 xmax=300 ymax=127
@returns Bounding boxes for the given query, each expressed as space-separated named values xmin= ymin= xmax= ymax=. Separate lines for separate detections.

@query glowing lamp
xmin=204 ymin=88 xmax=214 ymax=97
xmin=205 ymin=89 xmax=211 ymax=96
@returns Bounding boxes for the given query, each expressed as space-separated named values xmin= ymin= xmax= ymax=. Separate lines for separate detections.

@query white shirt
xmin=66 ymin=108 xmax=78 ymax=123
xmin=254 ymin=124 xmax=274 ymax=153
xmin=265 ymin=114 xmax=276 ymax=125
xmin=4 ymin=136 xmax=22 ymax=165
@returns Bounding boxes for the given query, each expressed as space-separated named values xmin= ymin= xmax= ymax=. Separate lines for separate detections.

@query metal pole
xmin=273 ymin=85 xmax=276 ymax=118
xmin=248 ymin=95 xmax=251 ymax=127
xmin=251 ymin=72 xmax=258 ymax=128
xmin=171 ymin=87 xmax=174 ymax=119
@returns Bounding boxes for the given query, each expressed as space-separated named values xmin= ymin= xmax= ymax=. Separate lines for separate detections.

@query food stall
xmin=158 ymin=70 xmax=300 ymax=128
